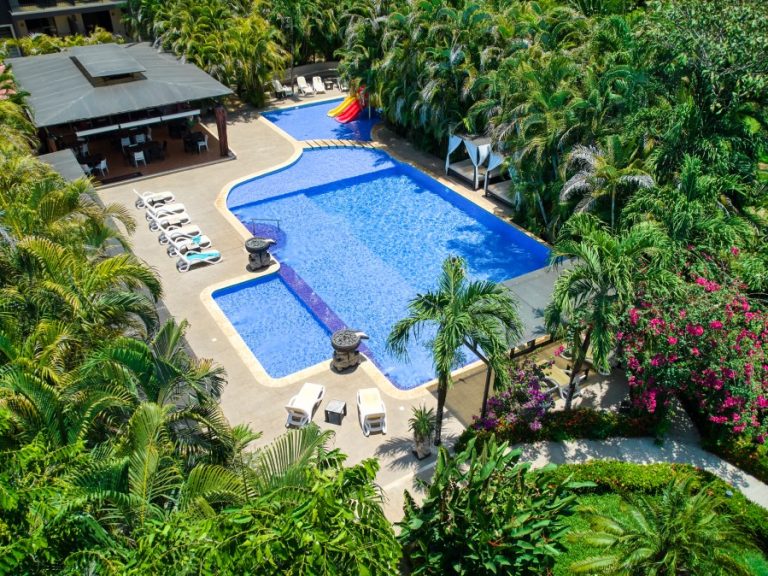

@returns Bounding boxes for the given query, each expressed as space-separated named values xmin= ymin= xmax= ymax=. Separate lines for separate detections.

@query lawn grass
xmin=554 ymin=493 xmax=768 ymax=576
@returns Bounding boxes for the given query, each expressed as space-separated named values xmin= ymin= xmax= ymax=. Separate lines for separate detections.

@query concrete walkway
xmin=517 ymin=438 xmax=768 ymax=508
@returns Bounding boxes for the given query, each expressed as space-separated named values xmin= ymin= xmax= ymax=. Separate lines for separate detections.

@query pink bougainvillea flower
xmin=686 ymin=324 xmax=705 ymax=337
xmin=668 ymin=336 xmax=678 ymax=345
xmin=709 ymin=320 xmax=724 ymax=329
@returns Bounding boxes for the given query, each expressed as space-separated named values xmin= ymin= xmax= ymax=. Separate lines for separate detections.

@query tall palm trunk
xmin=565 ymin=328 xmax=592 ymax=411
xmin=434 ymin=373 xmax=449 ymax=446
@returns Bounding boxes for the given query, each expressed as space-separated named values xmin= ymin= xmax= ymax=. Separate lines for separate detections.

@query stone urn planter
xmin=330 ymin=329 xmax=369 ymax=371
xmin=409 ymin=405 xmax=436 ymax=460
xmin=245 ymin=237 xmax=275 ymax=271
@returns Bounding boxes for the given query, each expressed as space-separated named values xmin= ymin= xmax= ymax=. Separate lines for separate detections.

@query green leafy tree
xmin=562 ymin=136 xmax=654 ymax=229
xmin=399 ymin=434 xmax=586 ymax=575
xmin=570 ymin=477 xmax=755 ymax=575
xmin=546 ymin=214 xmax=672 ymax=409
xmin=388 ymin=256 xmax=522 ymax=445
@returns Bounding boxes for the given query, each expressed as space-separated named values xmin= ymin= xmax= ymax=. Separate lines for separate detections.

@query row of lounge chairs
xmin=273 ymin=75 xmax=344 ymax=99
xmin=133 ymin=189 xmax=223 ymax=273
xmin=285 ymin=383 xmax=387 ymax=437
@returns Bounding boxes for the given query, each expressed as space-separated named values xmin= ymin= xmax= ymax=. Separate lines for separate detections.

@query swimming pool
xmin=216 ymin=147 xmax=550 ymax=389
xmin=261 ymin=98 xmax=380 ymax=141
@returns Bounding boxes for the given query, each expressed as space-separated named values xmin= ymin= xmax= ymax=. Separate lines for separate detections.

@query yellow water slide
xmin=327 ymin=95 xmax=356 ymax=117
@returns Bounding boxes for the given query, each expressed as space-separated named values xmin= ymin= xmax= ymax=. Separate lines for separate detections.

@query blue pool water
xmin=261 ymin=98 xmax=380 ymax=141
xmin=214 ymin=275 xmax=331 ymax=378
xmin=217 ymin=147 xmax=550 ymax=389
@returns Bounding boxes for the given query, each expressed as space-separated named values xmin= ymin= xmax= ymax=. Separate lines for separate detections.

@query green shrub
xmin=546 ymin=460 xmax=768 ymax=548
xmin=457 ymin=408 xmax=657 ymax=451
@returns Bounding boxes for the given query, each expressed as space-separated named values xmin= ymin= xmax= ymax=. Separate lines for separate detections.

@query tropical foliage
xmin=620 ymin=274 xmax=768 ymax=440
xmin=122 ymin=0 xmax=367 ymax=105
xmin=387 ymin=256 xmax=522 ymax=445
xmin=570 ymin=477 xmax=755 ymax=575
xmin=399 ymin=435 xmax=586 ymax=575
xmin=339 ymin=0 xmax=767 ymax=247
xmin=0 ymin=65 xmax=399 ymax=573
xmin=1 ymin=28 xmax=122 ymax=56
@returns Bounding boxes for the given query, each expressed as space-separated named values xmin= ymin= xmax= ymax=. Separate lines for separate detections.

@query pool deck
xmin=95 ymin=91 xmax=552 ymax=521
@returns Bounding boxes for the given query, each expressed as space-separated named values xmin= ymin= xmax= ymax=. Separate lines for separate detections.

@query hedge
xmin=457 ymin=408 xmax=658 ymax=451
xmin=546 ymin=460 xmax=768 ymax=548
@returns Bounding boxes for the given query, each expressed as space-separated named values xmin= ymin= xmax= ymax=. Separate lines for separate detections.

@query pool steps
xmin=302 ymin=139 xmax=381 ymax=150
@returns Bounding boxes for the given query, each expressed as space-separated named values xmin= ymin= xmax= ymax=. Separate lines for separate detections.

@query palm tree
xmin=545 ymin=214 xmax=672 ymax=409
xmin=387 ymin=257 xmax=522 ymax=445
xmin=570 ymin=477 xmax=755 ymax=575
xmin=561 ymin=135 xmax=654 ymax=229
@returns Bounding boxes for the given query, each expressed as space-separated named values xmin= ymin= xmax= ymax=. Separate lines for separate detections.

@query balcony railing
xmin=10 ymin=0 xmax=121 ymax=12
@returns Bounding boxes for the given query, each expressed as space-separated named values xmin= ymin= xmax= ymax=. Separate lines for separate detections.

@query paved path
xmin=382 ymin=401 xmax=768 ymax=523
xmin=516 ymin=437 xmax=768 ymax=508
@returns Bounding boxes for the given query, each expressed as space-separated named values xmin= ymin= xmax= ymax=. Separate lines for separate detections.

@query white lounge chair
xmin=272 ymin=78 xmax=291 ymax=99
xmin=312 ymin=76 xmax=326 ymax=94
xmin=166 ymin=233 xmax=212 ymax=257
xmin=176 ymin=250 xmax=223 ymax=272
xmin=285 ymin=382 xmax=326 ymax=428
xmin=545 ymin=366 xmax=587 ymax=401
xmin=145 ymin=202 xmax=186 ymax=221
xmin=148 ymin=211 xmax=191 ymax=232
xmin=133 ymin=189 xmax=175 ymax=209
xmin=157 ymin=223 xmax=202 ymax=245
xmin=357 ymin=388 xmax=387 ymax=437
xmin=296 ymin=76 xmax=314 ymax=96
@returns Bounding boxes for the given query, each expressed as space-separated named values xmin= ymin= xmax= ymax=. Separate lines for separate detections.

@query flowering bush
xmin=461 ymin=409 xmax=655 ymax=449
xmin=471 ymin=358 xmax=554 ymax=433
xmin=620 ymin=277 xmax=768 ymax=441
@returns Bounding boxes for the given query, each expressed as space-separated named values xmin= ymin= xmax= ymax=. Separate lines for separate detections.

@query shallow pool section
xmin=213 ymin=275 xmax=332 ymax=379
xmin=224 ymin=147 xmax=550 ymax=389
xmin=262 ymin=98 xmax=380 ymax=141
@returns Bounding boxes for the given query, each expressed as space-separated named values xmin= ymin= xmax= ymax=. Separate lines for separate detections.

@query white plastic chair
xmin=134 ymin=188 xmax=175 ymax=209
xmin=95 ymin=158 xmax=108 ymax=176
xmin=80 ymin=163 xmax=92 ymax=176
xmin=197 ymin=135 xmax=208 ymax=153
xmin=145 ymin=202 xmax=186 ymax=221
xmin=157 ymin=223 xmax=202 ymax=245
xmin=357 ymin=388 xmax=387 ymax=436
xmin=285 ymin=383 xmax=326 ymax=428
xmin=79 ymin=142 xmax=89 ymax=155
xmin=134 ymin=133 xmax=147 ymax=144
xmin=147 ymin=211 xmax=191 ymax=232
xmin=166 ymin=233 xmax=212 ymax=257
xmin=133 ymin=150 xmax=147 ymax=167
xmin=296 ymin=76 xmax=314 ymax=96
xmin=272 ymin=78 xmax=291 ymax=99
xmin=312 ymin=76 xmax=326 ymax=94
xmin=176 ymin=250 xmax=223 ymax=272
xmin=120 ymin=137 xmax=131 ymax=150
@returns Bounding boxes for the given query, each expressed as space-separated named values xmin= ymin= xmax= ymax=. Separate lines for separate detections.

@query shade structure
xmin=11 ymin=43 xmax=233 ymax=129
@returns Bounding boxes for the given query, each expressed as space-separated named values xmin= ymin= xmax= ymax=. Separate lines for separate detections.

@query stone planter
xmin=413 ymin=436 xmax=432 ymax=460
xmin=245 ymin=237 xmax=275 ymax=272
xmin=331 ymin=329 xmax=369 ymax=371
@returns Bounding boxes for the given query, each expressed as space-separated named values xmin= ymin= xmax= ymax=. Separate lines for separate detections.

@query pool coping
xmin=206 ymin=105 xmax=551 ymax=399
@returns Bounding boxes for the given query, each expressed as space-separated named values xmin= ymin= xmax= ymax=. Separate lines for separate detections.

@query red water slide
xmin=336 ymin=100 xmax=362 ymax=123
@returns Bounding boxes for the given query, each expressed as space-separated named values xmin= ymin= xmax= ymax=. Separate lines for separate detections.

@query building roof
xmin=11 ymin=43 xmax=233 ymax=128
xmin=38 ymin=149 xmax=87 ymax=182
